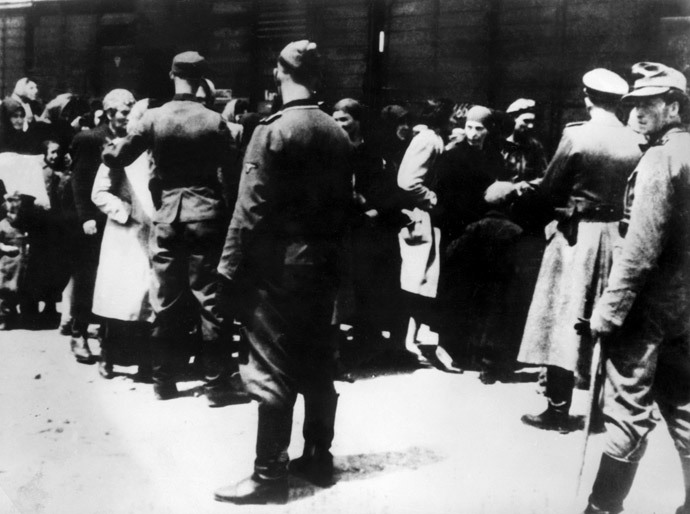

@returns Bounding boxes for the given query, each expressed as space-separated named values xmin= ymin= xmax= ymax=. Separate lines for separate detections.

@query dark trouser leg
xmin=149 ymin=222 xmax=190 ymax=398
xmin=586 ymin=454 xmax=638 ymax=514
xmin=98 ymin=319 xmax=115 ymax=378
xmin=255 ymin=402 xmax=294 ymax=480
xmin=183 ymin=220 xmax=247 ymax=406
xmin=545 ymin=365 xmax=574 ymax=413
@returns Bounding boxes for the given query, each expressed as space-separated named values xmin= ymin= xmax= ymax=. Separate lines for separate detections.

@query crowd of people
xmin=1 ymin=42 xmax=689 ymax=513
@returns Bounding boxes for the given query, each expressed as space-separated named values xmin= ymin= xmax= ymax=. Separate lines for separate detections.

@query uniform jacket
xmin=592 ymin=126 xmax=690 ymax=336
xmin=518 ymin=117 xmax=641 ymax=372
xmin=540 ymin=118 xmax=642 ymax=214
xmin=217 ymin=99 xmax=352 ymax=295
xmin=70 ymin=124 xmax=115 ymax=225
xmin=102 ymin=94 xmax=231 ymax=224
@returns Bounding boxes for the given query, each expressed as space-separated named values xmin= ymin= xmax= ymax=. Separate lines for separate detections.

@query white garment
xmin=91 ymin=153 xmax=155 ymax=321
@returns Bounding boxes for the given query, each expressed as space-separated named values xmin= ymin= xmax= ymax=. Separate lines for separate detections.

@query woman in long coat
xmin=91 ymin=99 xmax=155 ymax=380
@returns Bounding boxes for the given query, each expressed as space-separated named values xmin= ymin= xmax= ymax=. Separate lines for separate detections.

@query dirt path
xmin=0 ymin=328 xmax=682 ymax=514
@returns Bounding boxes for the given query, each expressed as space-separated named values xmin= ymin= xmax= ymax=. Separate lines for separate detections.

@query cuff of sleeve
xmin=592 ymin=289 xmax=637 ymax=329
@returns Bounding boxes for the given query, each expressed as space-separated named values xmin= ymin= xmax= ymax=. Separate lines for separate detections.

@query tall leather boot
xmin=522 ymin=366 xmax=578 ymax=432
xmin=151 ymin=337 xmax=178 ymax=400
xmin=290 ymin=392 xmax=338 ymax=487
xmin=675 ymin=456 xmax=690 ymax=514
xmin=214 ymin=403 xmax=292 ymax=504
xmin=584 ymin=453 xmax=639 ymax=514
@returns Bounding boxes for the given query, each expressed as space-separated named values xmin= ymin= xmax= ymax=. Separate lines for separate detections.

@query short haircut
xmin=333 ymin=98 xmax=363 ymax=122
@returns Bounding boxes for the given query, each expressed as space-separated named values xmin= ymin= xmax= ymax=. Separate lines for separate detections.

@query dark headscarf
xmin=0 ymin=98 xmax=42 ymax=154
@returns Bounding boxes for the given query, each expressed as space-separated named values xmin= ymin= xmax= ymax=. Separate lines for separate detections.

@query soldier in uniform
xmin=518 ymin=69 xmax=642 ymax=432
xmin=213 ymin=40 xmax=351 ymax=504
xmin=102 ymin=52 xmax=244 ymax=405
xmin=583 ymin=63 xmax=690 ymax=514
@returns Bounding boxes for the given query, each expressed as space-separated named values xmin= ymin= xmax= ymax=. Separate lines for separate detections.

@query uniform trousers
xmin=240 ymin=284 xmax=339 ymax=478
xmin=149 ymin=218 xmax=229 ymax=385
xmin=603 ymin=301 xmax=690 ymax=462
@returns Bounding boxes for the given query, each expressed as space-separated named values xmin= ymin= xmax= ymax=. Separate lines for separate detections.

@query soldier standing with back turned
xmin=102 ymin=52 xmax=245 ymax=406
xmin=213 ymin=40 xmax=352 ymax=505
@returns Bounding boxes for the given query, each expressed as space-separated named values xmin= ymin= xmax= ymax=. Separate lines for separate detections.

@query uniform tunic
xmin=217 ymin=100 xmax=351 ymax=407
xmin=591 ymin=125 xmax=690 ymax=461
xmin=518 ymin=118 xmax=642 ymax=373
xmin=102 ymin=94 xmax=230 ymax=344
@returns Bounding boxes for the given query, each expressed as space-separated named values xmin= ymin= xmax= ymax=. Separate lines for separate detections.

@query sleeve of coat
xmin=102 ymin=113 xmax=152 ymax=168
xmin=91 ymin=163 xmax=131 ymax=224
xmin=591 ymin=148 xmax=674 ymax=328
xmin=539 ymin=129 xmax=576 ymax=207
xmin=217 ymin=124 xmax=278 ymax=282
xmin=397 ymin=131 xmax=441 ymax=210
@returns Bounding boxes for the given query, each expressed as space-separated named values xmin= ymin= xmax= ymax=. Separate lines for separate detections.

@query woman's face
xmin=333 ymin=110 xmax=360 ymax=140
xmin=10 ymin=111 xmax=25 ymax=131
xmin=465 ymin=120 xmax=488 ymax=148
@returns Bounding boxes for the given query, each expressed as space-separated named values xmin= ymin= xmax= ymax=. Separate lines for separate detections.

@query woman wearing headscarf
xmin=0 ymin=98 xmax=42 ymax=155
xmin=435 ymin=105 xmax=525 ymax=380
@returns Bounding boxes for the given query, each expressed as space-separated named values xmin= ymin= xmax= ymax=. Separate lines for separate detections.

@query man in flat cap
xmin=102 ymin=51 xmax=245 ymax=406
xmin=502 ymin=98 xmax=548 ymax=183
xmin=213 ymin=40 xmax=351 ymax=504
xmin=518 ymin=68 xmax=642 ymax=432
xmin=581 ymin=62 xmax=690 ymax=514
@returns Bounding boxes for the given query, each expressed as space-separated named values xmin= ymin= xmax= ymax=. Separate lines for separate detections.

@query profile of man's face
xmin=630 ymin=96 xmax=677 ymax=136
xmin=25 ymin=81 xmax=38 ymax=102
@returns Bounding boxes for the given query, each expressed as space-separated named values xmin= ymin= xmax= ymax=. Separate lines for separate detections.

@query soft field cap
xmin=623 ymin=62 xmax=687 ymax=100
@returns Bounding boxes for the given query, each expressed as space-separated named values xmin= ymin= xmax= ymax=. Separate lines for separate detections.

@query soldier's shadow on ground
xmin=288 ymin=446 xmax=444 ymax=502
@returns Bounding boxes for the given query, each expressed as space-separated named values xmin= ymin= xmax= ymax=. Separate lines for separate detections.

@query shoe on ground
xmin=70 ymin=337 xmax=96 ymax=364
xmin=132 ymin=367 xmax=153 ymax=384
xmin=521 ymin=407 xmax=579 ymax=433
xmin=98 ymin=361 xmax=114 ymax=379
xmin=205 ymin=374 xmax=251 ymax=408
xmin=214 ymin=473 xmax=288 ymax=505
xmin=153 ymin=382 xmax=179 ymax=401
xmin=59 ymin=321 xmax=72 ymax=336
xmin=289 ymin=447 xmax=334 ymax=487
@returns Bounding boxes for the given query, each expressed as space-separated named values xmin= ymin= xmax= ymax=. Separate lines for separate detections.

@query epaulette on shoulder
xmin=565 ymin=121 xmax=585 ymax=128
xmin=260 ymin=112 xmax=282 ymax=125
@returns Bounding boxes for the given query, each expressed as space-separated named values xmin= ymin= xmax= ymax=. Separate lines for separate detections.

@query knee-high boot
xmin=584 ymin=453 xmax=639 ymax=514
xmin=290 ymin=392 xmax=338 ymax=486
xmin=214 ymin=403 xmax=291 ymax=504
